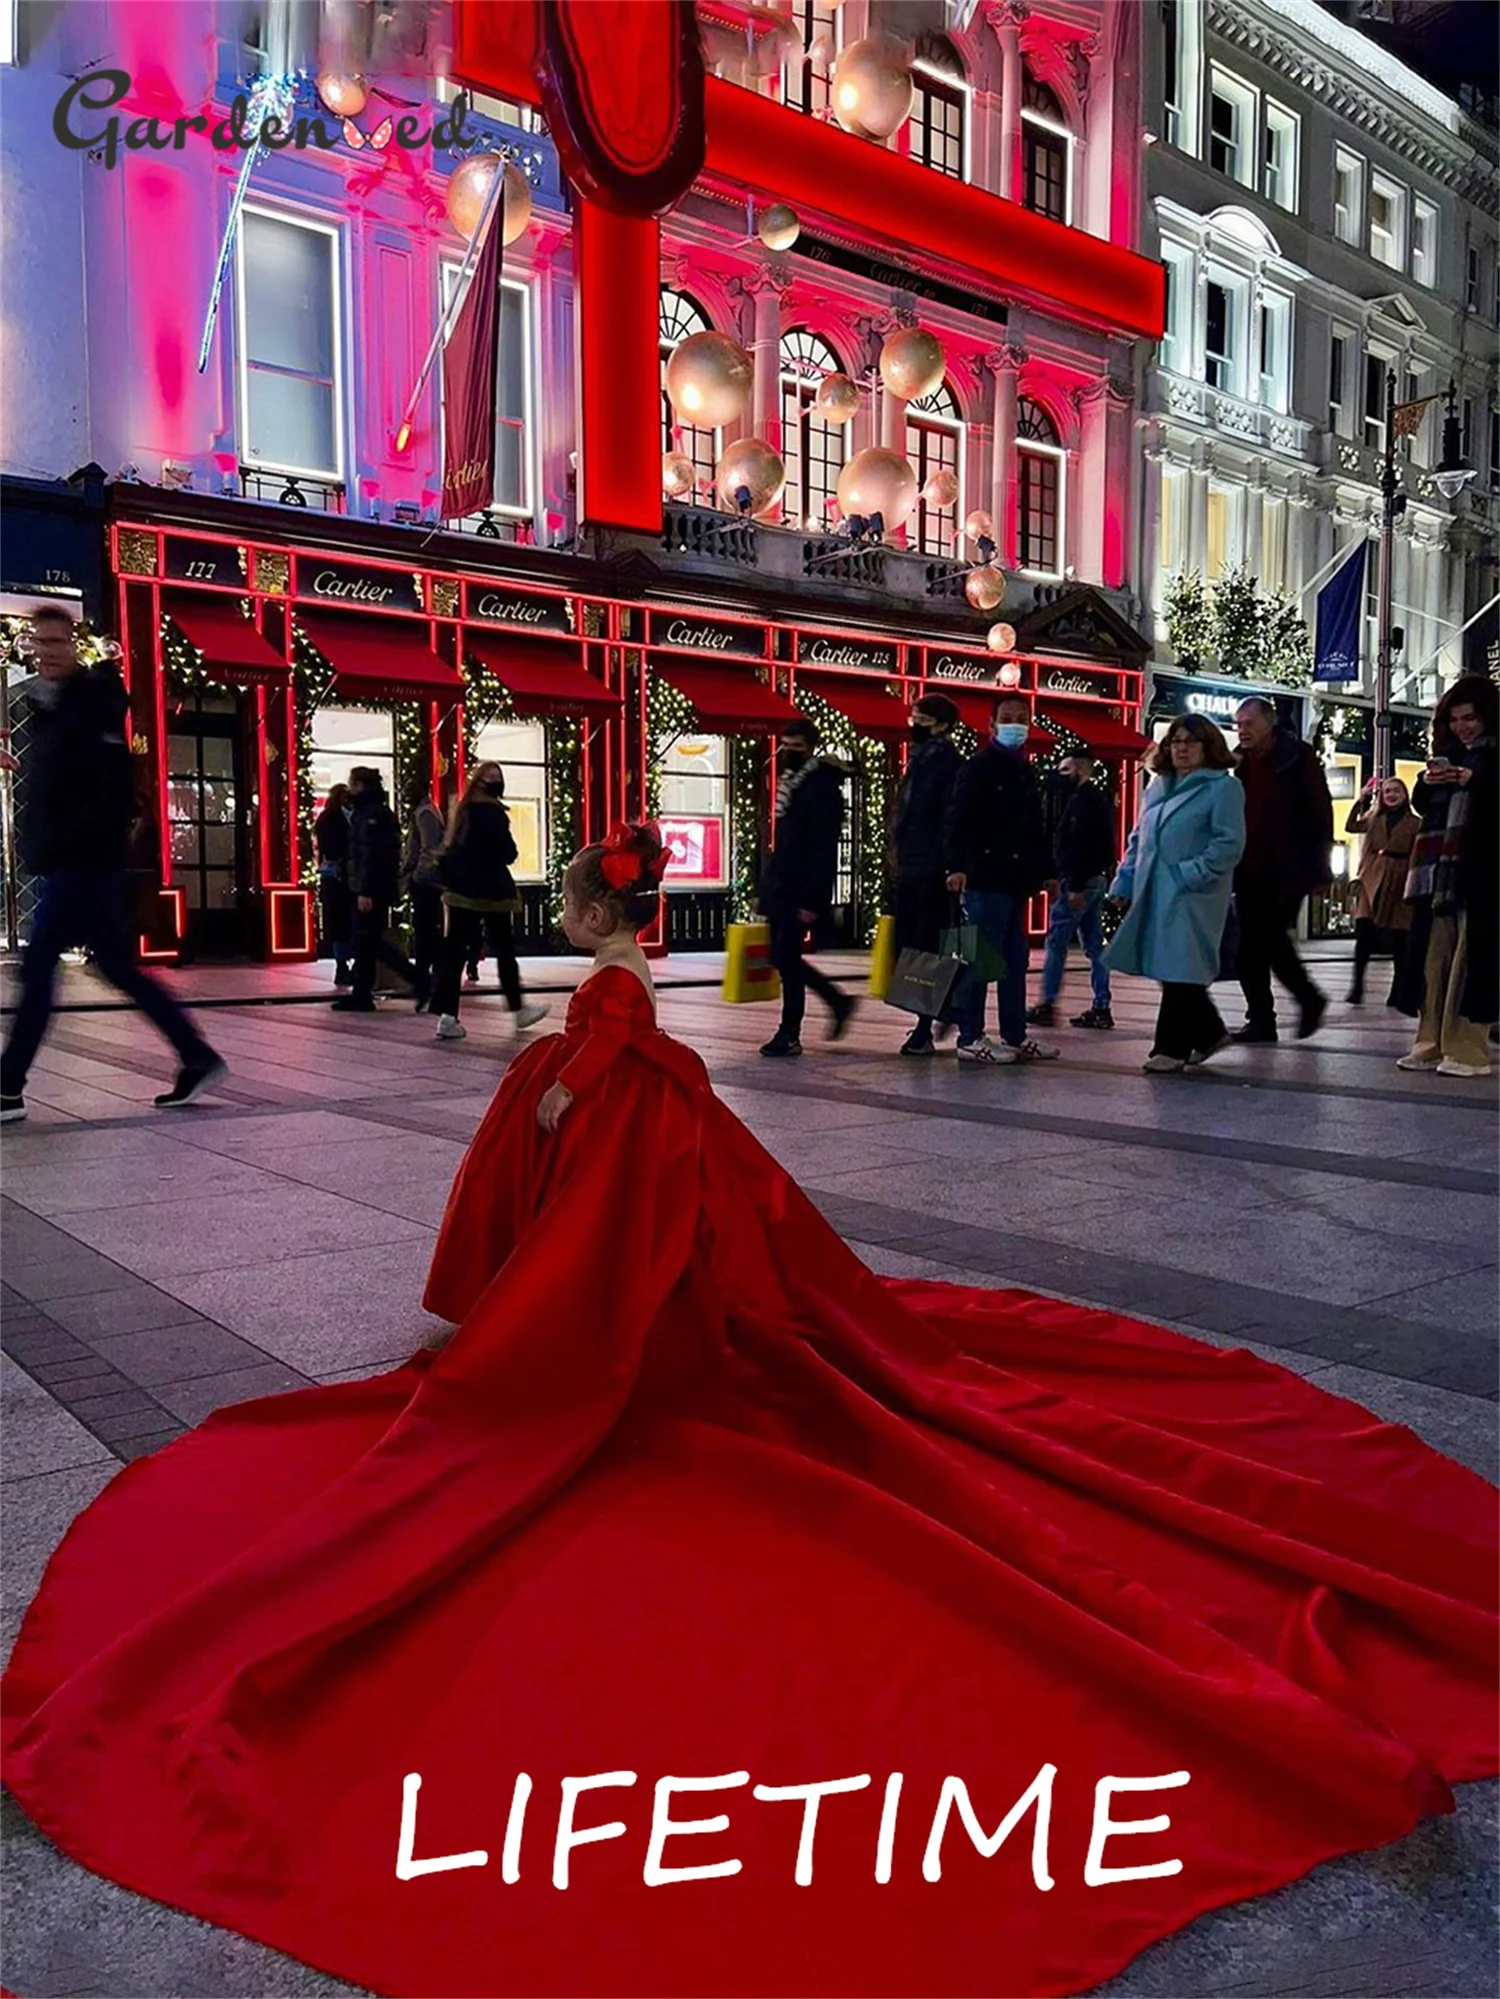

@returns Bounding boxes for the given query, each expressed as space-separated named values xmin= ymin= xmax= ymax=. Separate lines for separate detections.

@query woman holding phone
xmin=1395 ymin=675 xmax=1498 ymax=1077
xmin=1345 ymin=775 xmax=1420 ymax=1005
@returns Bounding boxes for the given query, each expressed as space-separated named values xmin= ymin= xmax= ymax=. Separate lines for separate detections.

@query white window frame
xmin=1262 ymin=101 xmax=1299 ymax=210
xmin=1205 ymin=480 xmax=1242 ymax=579
xmin=1161 ymin=463 xmax=1188 ymax=574
xmin=1019 ymin=98 xmax=1075 ymax=226
xmin=0 ymin=0 xmax=16 ymax=65
xmin=1363 ymin=349 xmax=1392 ymax=455
xmin=908 ymin=58 xmax=972 ymax=183
xmin=1368 ymin=171 xmax=1406 ymax=271
xmin=905 ymin=385 xmax=966 ymax=556
xmin=1258 ymin=290 xmax=1292 ymax=414
xmin=235 ymin=204 xmax=346 ymax=484
xmin=1016 ymin=439 xmax=1066 ymax=581
xmin=1333 ymin=147 xmax=1364 ymax=246
xmin=1163 ymin=0 xmax=1202 ymax=155
xmin=1204 ymin=267 xmax=1248 ymax=399
xmin=1207 ymin=67 xmax=1256 ymax=189
xmin=1160 ymin=241 xmax=1195 ymax=375
xmin=1261 ymin=494 xmax=1286 ymax=594
xmin=1329 ymin=326 xmax=1356 ymax=439
xmin=1411 ymin=197 xmax=1439 ymax=287
xmin=439 ymin=262 xmax=536 ymax=521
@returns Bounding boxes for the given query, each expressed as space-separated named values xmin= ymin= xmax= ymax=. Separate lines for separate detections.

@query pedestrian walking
xmin=890 ymin=692 xmax=963 ymax=1055
xmin=1231 ymin=697 xmax=1334 ymax=1043
xmin=401 ymin=775 xmax=447 ymax=1002
xmin=0 ymin=605 xmax=225 ymax=1122
xmin=758 ymin=716 xmax=855 ymax=1058
xmin=429 ymin=761 xmax=548 ymax=1043
xmin=942 ymin=692 xmax=1056 ymax=1064
xmin=1394 ymin=674 xmax=1497 ymax=1078
xmin=1027 ymin=751 xmax=1116 ymax=1031
xmin=314 ymin=784 xmax=353 ymax=986
xmin=1344 ymin=776 xmax=1420 ymax=1005
xmin=1106 ymin=716 xmax=1245 ymax=1074
xmin=332 ymin=766 xmax=428 ymax=1015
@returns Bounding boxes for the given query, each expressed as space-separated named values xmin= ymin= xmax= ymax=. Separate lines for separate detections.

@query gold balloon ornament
xmin=813 ymin=372 xmax=861 ymax=425
xmin=317 ymin=71 xmax=368 ymax=119
xmin=997 ymin=661 xmax=1024 ymax=689
xmin=836 ymin=447 xmax=919 ymax=530
xmin=879 ymin=326 xmax=945 ymax=404
xmin=921 ymin=467 xmax=960 ymax=510
xmin=831 ymin=35 xmax=915 ymax=141
xmin=757 ymin=203 xmax=801 ymax=252
xmin=964 ymin=565 xmax=1006 ymax=612
xmin=987 ymin=622 xmax=1019 ymax=655
xmin=662 ymin=451 xmax=696 ymax=499
xmin=446 ymin=157 xmax=533 ymax=245
xmin=715 ymin=437 xmax=786 ymax=517
xmin=498 ymin=161 xmax=534 ymax=246
xmin=666 ymin=330 xmax=754 ymax=429
xmin=963 ymin=508 xmax=997 ymax=548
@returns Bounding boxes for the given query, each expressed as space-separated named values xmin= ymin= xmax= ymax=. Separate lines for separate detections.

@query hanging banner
xmin=1313 ymin=541 xmax=1367 ymax=684
xmin=441 ymin=182 xmax=505 ymax=522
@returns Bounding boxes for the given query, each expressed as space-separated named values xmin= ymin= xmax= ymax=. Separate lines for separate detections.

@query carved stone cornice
xmin=983 ymin=341 xmax=1028 ymax=375
xmin=981 ymin=0 xmax=1029 ymax=35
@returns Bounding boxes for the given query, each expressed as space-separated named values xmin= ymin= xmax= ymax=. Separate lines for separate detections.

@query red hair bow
xmin=600 ymin=822 xmax=670 ymax=890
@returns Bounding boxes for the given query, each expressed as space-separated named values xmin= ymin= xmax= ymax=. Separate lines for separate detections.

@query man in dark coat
xmin=1232 ymin=698 xmax=1334 ymax=1042
xmin=333 ymin=766 xmax=429 ymax=1014
xmin=1027 ymin=750 xmax=1117 ymax=1031
xmin=0 ymin=605 xmax=223 ymax=1122
xmin=890 ymin=692 xmax=963 ymax=1055
xmin=942 ymin=692 xmax=1057 ymax=1064
xmin=758 ymin=716 xmax=854 ymax=1058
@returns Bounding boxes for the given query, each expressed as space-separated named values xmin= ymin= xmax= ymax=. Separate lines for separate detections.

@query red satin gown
xmin=3 ymin=966 xmax=1496 ymax=1998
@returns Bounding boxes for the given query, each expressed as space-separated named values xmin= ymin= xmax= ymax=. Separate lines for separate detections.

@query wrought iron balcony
xmin=238 ymin=468 xmax=347 ymax=514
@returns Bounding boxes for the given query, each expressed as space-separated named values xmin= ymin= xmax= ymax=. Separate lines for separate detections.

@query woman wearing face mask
xmin=429 ymin=763 xmax=549 ymax=1044
xmin=1344 ymin=776 xmax=1421 ymax=1006
xmin=1106 ymin=716 xmax=1246 ymax=1074
xmin=890 ymin=693 xmax=963 ymax=1055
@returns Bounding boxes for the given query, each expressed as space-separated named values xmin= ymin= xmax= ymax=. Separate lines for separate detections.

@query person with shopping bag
xmin=888 ymin=693 xmax=963 ymax=1055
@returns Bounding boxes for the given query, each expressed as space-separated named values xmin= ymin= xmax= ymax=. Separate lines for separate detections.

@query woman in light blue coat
xmin=1106 ymin=716 xmax=1247 ymax=1073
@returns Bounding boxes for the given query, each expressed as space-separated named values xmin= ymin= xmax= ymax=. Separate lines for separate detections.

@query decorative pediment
xmin=1013 ymin=585 xmax=1151 ymax=665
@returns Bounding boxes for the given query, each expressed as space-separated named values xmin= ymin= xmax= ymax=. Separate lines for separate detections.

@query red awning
xmin=296 ymin=611 xmax=462 ymax=702
xmin=799 ymin=672 xmax=909 ymax=740
xmin=941 ymin=685 xmax=1057 ymax=753
xmin=1035 ymin=699 xmax=1151 ymax=758
xmin=466 ymin=632 xmax=618 ymax=716
xmin=653 ymin=657 xmax=797 ymax=733
xmin=163 ymin=594 xmax=288 ymax=688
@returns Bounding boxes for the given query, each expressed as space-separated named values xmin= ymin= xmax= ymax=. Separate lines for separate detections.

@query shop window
xmin=1412 ymin=197 xmax=1438 ymax=287
xmin=1369 ymin=173 xmax=1406 ymax=271
xmin=660 ymin=289 xmax=719 ymax=499
xmin=1207 ymin=67 xmax=1255 ymax=187
xmin=1333 ymin=148 xmax=1363 ymax=246
xmin=473 ymin=718 xmax=548 ymax=881
xmin=784 ymin=0 xmax=834 ymax=115
xmin=309 ymin=707 xmax=396 ymax=815
xmin=166 ymin=698 xmax=241 ymax=916
xmin=1016 ymin=397 xmax=1063 ymax=577
xmin=905 ymin=382 xmax=964 ymax=556
xmin=1021 ymin=74 xmax=1071 ymax=224
xmin=656 ymin=734 xmax=729 ymax=888
xmin=1262 ymin=102 xmax=1298 ymax=210
xmin=237 ymin=207 xmax=343 ymax=481
xmin=780 ymin=328 xmax=847 ymax=530
xmin=440 ymin=265 xmax=533 ymax=517
xmin=908 ymin=37 xmax=967 ymax=180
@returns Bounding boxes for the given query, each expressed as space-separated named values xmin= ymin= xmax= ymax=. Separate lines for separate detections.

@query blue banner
xmin=1313 ymin=541 xmax=1367 ymax=684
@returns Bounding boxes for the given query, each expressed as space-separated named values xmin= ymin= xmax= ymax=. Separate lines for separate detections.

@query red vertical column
xmin=576 ymin=204 xmax=663 ymax=537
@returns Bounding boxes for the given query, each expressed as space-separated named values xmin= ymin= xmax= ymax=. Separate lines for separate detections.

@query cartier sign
xmin=928 ymin=652 xmax=996 ymax=684
xmin=295 ymin=556 xmax=422 ymax=614
xmin=647 ymin=611 xmax=767 ymax=658
xmin=1041 ymin=670 xmax=1111 ymax=697
xmin=469 ymin=588 xmax=573 ymax=633
xmin=801 ymin=635 xmax=899 ymax=673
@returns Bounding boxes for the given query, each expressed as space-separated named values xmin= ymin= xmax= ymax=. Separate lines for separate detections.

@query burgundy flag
xmin=441 ymin=181 xmax=505 ymax=520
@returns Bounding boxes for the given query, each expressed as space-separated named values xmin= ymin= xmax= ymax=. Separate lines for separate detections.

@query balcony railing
xmin=239 ymin=468 xmax=347 ymax=514
xmin=662 ymin=503 xmax=759 ymax=566
xmin=1152 ymin=373 xmax=1316 ymax=463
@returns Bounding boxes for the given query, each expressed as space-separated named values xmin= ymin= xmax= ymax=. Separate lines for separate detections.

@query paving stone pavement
xmin=1 ymin=951 xmax=1495 ymax=1999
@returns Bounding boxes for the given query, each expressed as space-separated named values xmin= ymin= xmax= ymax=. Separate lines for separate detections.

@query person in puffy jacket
xmin=428 ymin=762 xmax=548 ymax=1043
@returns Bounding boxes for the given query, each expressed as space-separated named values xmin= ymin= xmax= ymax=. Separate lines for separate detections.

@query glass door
xmin=166 ymin=693 xmax=253 ymax=956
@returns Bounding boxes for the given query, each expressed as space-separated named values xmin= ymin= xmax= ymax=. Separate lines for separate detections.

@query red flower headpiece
xmin=599 ymin=821 xmax=669 ymax=890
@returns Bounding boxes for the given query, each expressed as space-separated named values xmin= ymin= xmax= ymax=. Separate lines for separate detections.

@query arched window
xmin=1021 ymin=74 xmax=1072 ymax=225
xmin=909 ymin=35 xmax=967 ymax=181
xmin=660 ymin=289 xmax=718 ymax=498
xmin=780 ymin=328 xmax=846 ymax=530
xmin=905 ymin=382 xmax=964 ymax=556
xmin=1016 ymin=397 xmax=1064 ymax=576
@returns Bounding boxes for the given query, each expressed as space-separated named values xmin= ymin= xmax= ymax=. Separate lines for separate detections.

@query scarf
xmin=775 ymin=754 xmax=819 ymax=824
xmin=1405 ymin=740 xmax=1488 ymax=912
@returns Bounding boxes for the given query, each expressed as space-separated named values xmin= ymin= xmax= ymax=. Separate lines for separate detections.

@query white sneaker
xmin=955 ymin=1038 xmax=1017 ymax=1064
xmin=1143 ymin=1053 xmax=1186 ymax=1074
xmin=1012 ymin=1038 xmax=1060 ymax=1063
xmin=512 ymin=1001 xmax=550 ymax=1034
xmin=1395 ymin=1052 xmax=1441 ymax=1072
xmin=1436 ymin=1058 xmax=1493 ymax=1078
xmin=435 ymin=1015 xmax=466 ymax=1041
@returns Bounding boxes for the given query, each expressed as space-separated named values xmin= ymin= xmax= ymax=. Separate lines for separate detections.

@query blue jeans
xmin=1040 ymin=875 xmax=1111 ymax=1009
xmin=0 ymin=867 xmax=213 ymax=1097
xmin=958 ymin=890 xmax=1030 ymax=1048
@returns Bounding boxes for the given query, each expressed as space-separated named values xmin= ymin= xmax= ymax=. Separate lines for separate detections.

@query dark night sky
xmin=1318 ymin=0 xmax=1500 ymax=121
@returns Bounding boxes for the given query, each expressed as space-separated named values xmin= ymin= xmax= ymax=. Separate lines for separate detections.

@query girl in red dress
xmin=3 ymin=825 xmax=1496 ymax=1999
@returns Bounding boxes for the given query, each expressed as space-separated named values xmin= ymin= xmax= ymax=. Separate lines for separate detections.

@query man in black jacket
xmin=1027 ymin=752 xmax=1116 ymax=1031
xmin=1232 ymin=698 xmax=1333 ymax=1042
xmin=891 ymin=692 xmax=963 ymax=1055
xmin=942 ymin=692 xmax=1057 ymax=1064
xmin=332 ymin=766 xmax=429 ymax=1014
xmin=0 ymin=605 xmax=223 ymax=1122
xmin=759 ymin=717 xmax=854 ymax=1058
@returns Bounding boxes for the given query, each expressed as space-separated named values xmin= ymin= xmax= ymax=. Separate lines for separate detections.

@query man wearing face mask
xmin=943 ymin=693 xmax=1057 ymax=1064
xmin=890 ymin=693 xmax=964 ymax=1055
xmin=1027 ymin=751 xmax=1116 ymax=1031
xmin=759 ymin=717 xmax=854 ymax=1058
